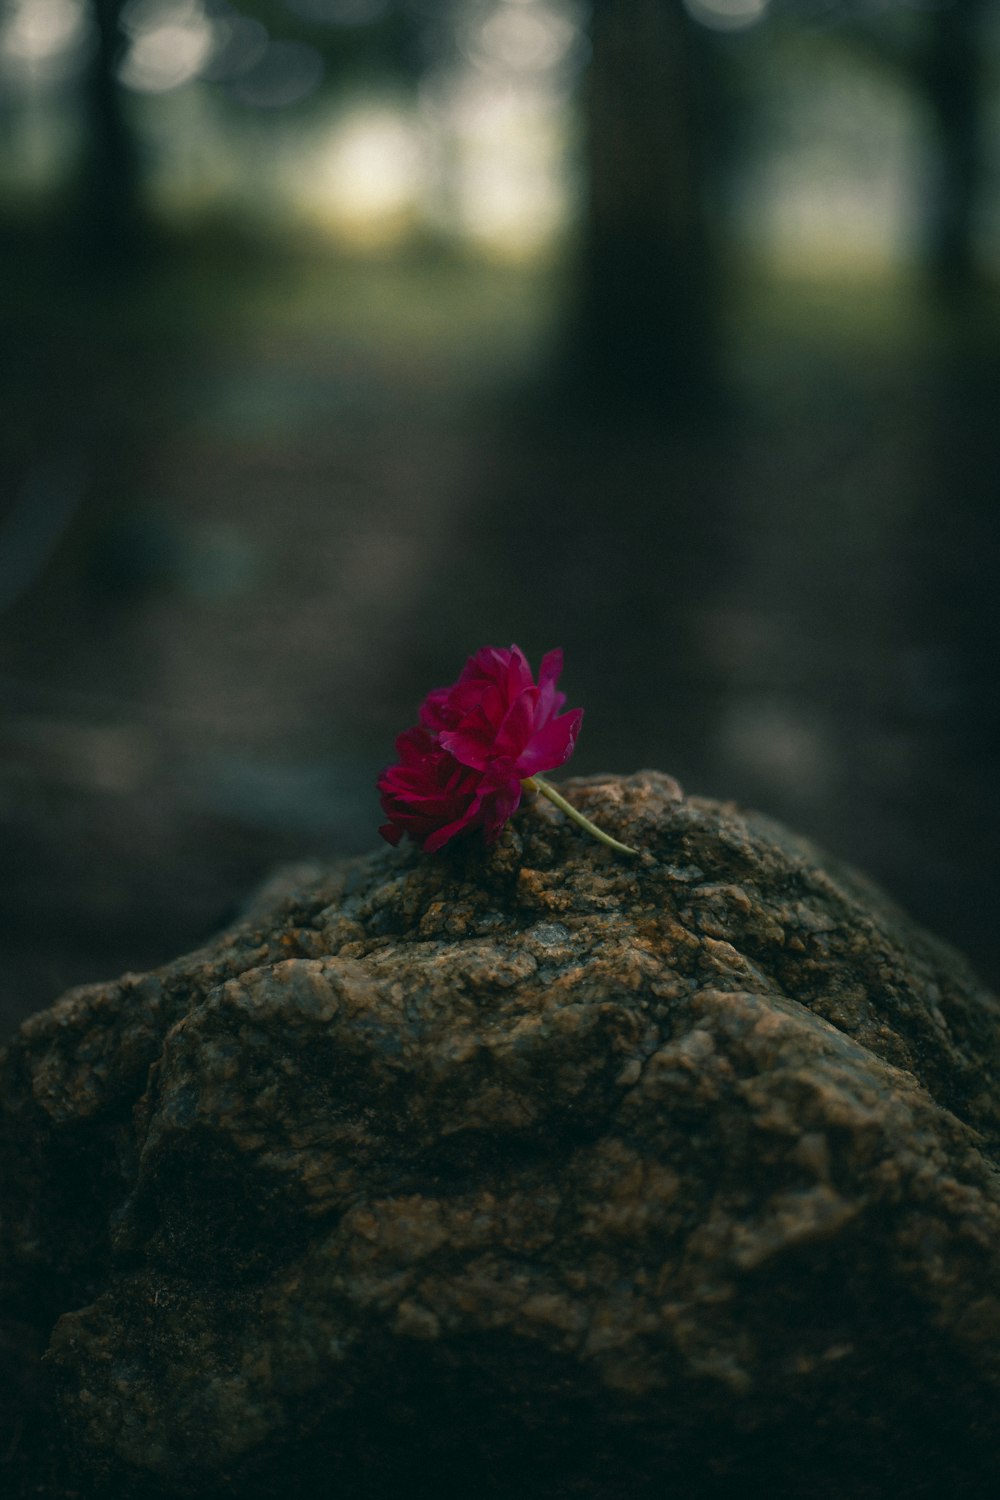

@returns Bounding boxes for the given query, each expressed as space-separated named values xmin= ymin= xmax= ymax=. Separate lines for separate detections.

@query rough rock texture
xmin=2 ymin=772 xmax=1000 ymax=1499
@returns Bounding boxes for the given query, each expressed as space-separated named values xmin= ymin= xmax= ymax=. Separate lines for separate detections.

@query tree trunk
xmin=75 ymin=0 xmax=144 ymax=269
xmin=569 ymin=0 xmax=719 ymax=418
xmin=920 ymin=0 xmax=987 ymax=300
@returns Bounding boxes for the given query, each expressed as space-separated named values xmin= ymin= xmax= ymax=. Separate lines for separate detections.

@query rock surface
xmin=2 ymin=772 xmax=1000 ymax=1499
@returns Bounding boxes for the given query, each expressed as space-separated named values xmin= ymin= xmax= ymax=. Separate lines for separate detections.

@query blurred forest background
xmin=1 ymin=0 xmax=998 ymax=1035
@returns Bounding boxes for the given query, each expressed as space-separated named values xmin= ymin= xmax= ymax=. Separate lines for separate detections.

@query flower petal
xmin=439 ymin=726 xmax=492 ymax=771
xmin=494 ymin=687 xmax=538 ymax=759
xmin=515 ymin=708 xmax=584 ymax=776
xmin=505 ymin=644 xmax=533 ymax=699
xmin=418 ymin=689 xmax=453 ymax=732
xmin=423 ymin=796 xmax=485 ymax=852
xmin=537 ymin=648 xmax=563 ymax=689
xmin=481 ymin=777 xmax=522 ymax=844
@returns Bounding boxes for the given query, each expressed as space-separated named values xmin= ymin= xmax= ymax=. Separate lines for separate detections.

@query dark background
xmin=2 ymin=0 xmax=999 ymax=1037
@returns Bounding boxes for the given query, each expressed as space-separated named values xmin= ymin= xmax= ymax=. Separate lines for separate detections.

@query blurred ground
xmin=1 ymin=239 xmax=998 ymax=1034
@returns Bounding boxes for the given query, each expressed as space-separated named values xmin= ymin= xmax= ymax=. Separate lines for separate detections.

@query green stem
xmin=522 ymin=776 xmax=639 ymax=856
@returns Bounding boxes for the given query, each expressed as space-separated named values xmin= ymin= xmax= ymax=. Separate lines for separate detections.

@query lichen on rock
xmin=2 ymin=772 xmax=999 ymax=1498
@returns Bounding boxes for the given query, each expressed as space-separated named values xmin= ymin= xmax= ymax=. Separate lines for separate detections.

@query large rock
xmin=2 ymin=772 xmax=999 ymax=1498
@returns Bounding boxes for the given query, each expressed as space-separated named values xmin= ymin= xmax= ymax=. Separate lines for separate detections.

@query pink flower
xmin=378 ymin=644 xmax=583 ymax=851
xmin=377 ymin=726 xmax=521 ymax=853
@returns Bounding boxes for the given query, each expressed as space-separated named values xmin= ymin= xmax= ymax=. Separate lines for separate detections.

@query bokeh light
xmin=301 ymin=105 xmax=424 ymax=243
xmin=199 ymin=8 xmax=269 ymax=84
xmin=225 ymin=38 xmax=325 ymax=109
xmin=463 ymin=0 xmax=583 ymax=76
xmin=684 ymin=0 xmax=770 ymax=31
xmin=0 ymin=0 xmax=91 ymax=83
xmin=118 ymin=0 xmax=216 ymax=95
